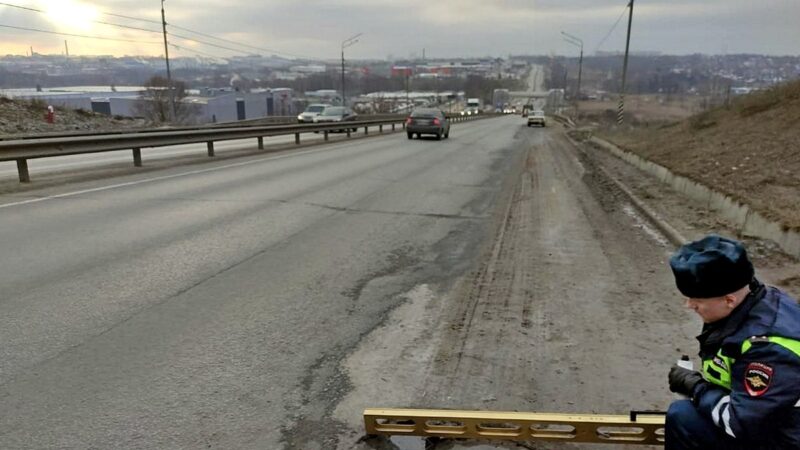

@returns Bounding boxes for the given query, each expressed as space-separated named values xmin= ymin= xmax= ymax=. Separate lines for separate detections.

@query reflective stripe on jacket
xmin=692 ymin=285 xmax=800 ymax=448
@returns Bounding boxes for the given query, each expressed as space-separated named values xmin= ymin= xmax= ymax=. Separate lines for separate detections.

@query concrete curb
xmin=564 ymin=134 xmax=688 ymax=247
xmin=588 ymin=136 xmax=800 ymax=258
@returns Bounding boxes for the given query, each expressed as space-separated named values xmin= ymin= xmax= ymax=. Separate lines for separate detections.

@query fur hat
xmin=670 ymin=234 xmax=754 ymax=298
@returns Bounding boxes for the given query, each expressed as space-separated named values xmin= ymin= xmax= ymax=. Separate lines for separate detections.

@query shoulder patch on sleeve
xmin=744 ymin=362 xmax=773 ymax=397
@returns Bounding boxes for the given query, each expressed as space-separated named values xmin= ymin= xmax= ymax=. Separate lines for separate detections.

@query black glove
xmin=669 ymin=365 xmax=704 ymax=396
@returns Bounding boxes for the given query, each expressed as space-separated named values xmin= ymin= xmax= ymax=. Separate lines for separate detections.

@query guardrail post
xmin=257 ymin=137 xmax=264 ymax=149
xmin=365 ymin=126 xmax=369 ymax=135
xmin=347 ymin=129 xmax=351 ymax=137
xmin=402 ymin=122 xmax=406 ymax=130
xmin=207 ymin=141 xmax=215 ymax=157
xmin=17 ymin=159 xmax=30 ymax=183
xmin=379 ymin=124 xmax=383 ymax=133
xmin=392 ymin=124 xmax=396 ymax=131
xmin=132 ymin=148 xmax=142 ymax=167
xmin=324 ymin=130 xmax=329 ymax=141
xmin=295 ymin=133 xmax=300 ymax=145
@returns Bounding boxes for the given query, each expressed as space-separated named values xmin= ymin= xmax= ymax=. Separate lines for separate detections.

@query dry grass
xmin=0 ymin=96 xmax=142 ymax=135
xmin=577 ymin=94 xmax=702 ymax=124
xmin=597 ymin=79 xmax=800 ymax=231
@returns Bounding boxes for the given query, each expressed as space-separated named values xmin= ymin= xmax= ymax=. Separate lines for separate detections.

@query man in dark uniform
xmin=665 ymin=234 xmax=800 ymax=449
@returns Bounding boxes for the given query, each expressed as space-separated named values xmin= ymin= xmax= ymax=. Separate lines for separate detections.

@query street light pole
xmin=160 ymin=0 xmax=176 ymax=122
xmin=341 ymin=33 xmax=362 ymax=107
xmin=561 ymin=31 xmax=583 ymax=116
xmin=405 ymin=71 xmax=410 ymax=110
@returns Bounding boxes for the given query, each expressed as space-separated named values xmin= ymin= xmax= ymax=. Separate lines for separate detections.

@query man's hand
xmin=669 ymin=365 xmax=704 ymax=396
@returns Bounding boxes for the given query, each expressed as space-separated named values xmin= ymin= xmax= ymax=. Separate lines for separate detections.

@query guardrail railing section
xmin=0 ymin=112 xmax=503 ymax=183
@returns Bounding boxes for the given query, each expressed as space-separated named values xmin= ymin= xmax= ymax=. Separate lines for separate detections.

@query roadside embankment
xmin=594 ymin=80 xmax=800 ymax=234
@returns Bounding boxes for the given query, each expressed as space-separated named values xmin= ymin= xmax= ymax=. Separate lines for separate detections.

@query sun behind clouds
xmin=41 ymin=0 xmax=99 ymax=31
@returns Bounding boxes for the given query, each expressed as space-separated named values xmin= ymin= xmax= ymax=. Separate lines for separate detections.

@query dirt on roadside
xmin=0 ymin=96 xmax=145 ymax=135
xmin=595 ymin=79 xmax=800 ymax=232
xmin=567 ymin=127 xmax=800 ymax=299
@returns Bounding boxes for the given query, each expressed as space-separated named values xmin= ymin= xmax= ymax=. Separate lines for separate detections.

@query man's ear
xmin=724 ymin=294 xmax=739 ymax=308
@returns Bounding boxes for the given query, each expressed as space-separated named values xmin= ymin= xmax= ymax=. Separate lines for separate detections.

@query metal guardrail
xmin=0 ymin=112 xmax=493 ymax=182
xmin=0 ymin=114 xmax=414 ymax=141
xmin=363 ymin=408 xmax=665 ymax=446
xmin=0 ymin=115 xmax=329 ymax=141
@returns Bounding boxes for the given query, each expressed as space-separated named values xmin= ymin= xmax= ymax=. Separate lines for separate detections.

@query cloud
xmin=0 ymin=0 xmax=798 ymax=58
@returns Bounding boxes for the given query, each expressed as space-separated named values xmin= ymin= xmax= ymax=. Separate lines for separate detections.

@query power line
xmin=169 ymin=32 xmax=253 ymax=55
xmin=595 ymin=2 xmax=630 ymax=53
xmin=102 ymin=11 xmax=162 ymax=26
xmin=0 ymin=1 xmax=243 ymax=56
xmin=0 ymin=2 xmax=163 ymax=34
xmin=0 ymin=2 xmax=37 ymax=13
xmin=0 ymin=23 xmax=162 ymax=44
xmin=170 ymin=43 xmax=228 ymax=61
xmin=0 ymin=0 xmax=317 ymax=60
xmin=100 ymin=7 xmax=312 ymax=59
xmin=168 ymin=23 xmax=317 ymax=59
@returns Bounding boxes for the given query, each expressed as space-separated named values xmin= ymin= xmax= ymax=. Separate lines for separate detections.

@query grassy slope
xmin=601 ymin=80 xmax=800 ymax=230
xmin=0 ymin=96 xmax=140 ymax=135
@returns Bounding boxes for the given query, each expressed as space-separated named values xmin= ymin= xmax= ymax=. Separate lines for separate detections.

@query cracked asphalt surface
xmin=0 ymin=116 xmax=527 ymax=448
xmin=1 ymin=115 xmax=730 ymax=450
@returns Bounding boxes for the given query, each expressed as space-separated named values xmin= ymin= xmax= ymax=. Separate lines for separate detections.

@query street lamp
xmin=561 ymin=31 xmax=583 ymax=111
xmin=341 ymin=33 xmax=362 ymax=107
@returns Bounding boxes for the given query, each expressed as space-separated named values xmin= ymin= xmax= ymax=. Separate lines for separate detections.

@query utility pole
xmin=561 ymin=31 xmax=583 ymax=116
xmin=161 ymin=0 xmax=176 ymax=122
xmin=64 ymin=40 xmax=69 ymax=58
xmin=618 ymin=0 xmax=634 ymax=125
xmin=341 ymin=33 xmax=362 ymax=107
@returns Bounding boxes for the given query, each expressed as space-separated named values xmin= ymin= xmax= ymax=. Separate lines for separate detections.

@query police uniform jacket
xmin=691 ymin=281 xmax=800 ymax=448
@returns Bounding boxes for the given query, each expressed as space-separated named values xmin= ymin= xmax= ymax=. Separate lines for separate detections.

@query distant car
xmin=313 ymin=106 xmax=358 ymax=132
xmin=406 ymin=108 xmax=450 ymax=140
xmin=527 ymin=110 xmax=546 ymax=127
xmin=297 ymin=103 xmax=331 ymax=123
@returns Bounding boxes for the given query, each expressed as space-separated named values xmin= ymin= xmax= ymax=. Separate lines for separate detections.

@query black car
xmin=406 ymin=108 xmax=450 ymax=140
xmin=313 ymin=106 xmax=358 ymax=132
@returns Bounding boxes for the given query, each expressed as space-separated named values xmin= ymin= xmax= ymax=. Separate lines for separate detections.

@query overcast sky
xmin=1 ymin=0 xmax=799 ymax=60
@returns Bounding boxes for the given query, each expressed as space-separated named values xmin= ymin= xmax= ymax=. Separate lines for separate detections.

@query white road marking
xmin=0 ymin=143 xmax=352 ymax=210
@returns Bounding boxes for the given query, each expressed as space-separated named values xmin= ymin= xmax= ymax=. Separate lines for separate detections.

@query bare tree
xmin=133 ymin=76 xmax=198 ymax=124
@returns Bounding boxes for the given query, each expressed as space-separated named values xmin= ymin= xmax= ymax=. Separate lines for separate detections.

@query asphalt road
xmin=0 ymin=116 xmax=528 ymax=448
xmin=0 ymin=116 xmax=698 ymax=449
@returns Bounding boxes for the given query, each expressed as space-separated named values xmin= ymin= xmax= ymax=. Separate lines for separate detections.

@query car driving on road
xmin=527 ymin=110 xmax=546 ymax=127
xmin=313 ymin=106 xmax=358 ymax=132
xmin=406 ymin=108 xmax=450 ymax=140
xmin=297 ymin=104 xmax=331 ymax=123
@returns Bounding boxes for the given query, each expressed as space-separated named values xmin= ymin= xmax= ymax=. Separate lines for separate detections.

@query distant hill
xmin=0 ymin=96 xmax=143 ymax=135
xmin=601 ymin=79 xmax=800 ymax=231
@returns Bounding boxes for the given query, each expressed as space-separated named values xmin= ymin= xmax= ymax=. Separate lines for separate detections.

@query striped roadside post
xmin=617 ymin=96 xmax=625 ymax=125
